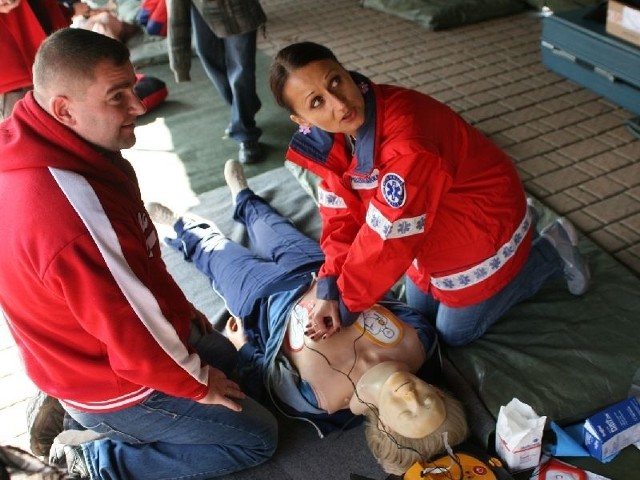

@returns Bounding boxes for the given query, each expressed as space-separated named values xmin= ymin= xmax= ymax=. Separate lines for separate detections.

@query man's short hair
xmin=33 ymin=28 xmax=130 ymax=95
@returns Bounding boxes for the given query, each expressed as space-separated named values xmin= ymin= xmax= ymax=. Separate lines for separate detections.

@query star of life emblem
xmin=381 ymin=172 xmax=406 ymax=208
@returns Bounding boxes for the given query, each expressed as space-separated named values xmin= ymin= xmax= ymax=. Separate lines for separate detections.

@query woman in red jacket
xmin=269 ymin=41 xmax=590 ymax=346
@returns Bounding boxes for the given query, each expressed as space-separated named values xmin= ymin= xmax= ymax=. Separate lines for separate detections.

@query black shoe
xmin=238 ymin=140 xmax=263 ymax=164
xmin=26 ymin=391 xmax=65 ymax=457
xmin=49 ymin=442 xmax=90 ymax=479
xmin=0 ymin=444 xmax=67 ymax=478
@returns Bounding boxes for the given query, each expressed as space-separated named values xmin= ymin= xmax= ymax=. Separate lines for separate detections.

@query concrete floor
xmin=1 ymin=0 xmax=638 ymax=465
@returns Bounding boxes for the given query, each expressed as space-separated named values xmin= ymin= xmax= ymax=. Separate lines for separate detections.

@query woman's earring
xmin=298 ymin=125 xmax=311 ymax=135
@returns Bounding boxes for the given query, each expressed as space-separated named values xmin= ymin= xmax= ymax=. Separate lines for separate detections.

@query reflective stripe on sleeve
xmin=365 ymin=203 xmax=426 ymax=240
xmin=431 ymin=209 xmax=532 ymax=291
xmin=318 ymin=186 xmax=347 ymax=208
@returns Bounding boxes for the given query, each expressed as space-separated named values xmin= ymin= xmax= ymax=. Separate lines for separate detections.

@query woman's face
xmin=283 ymin=59 xmax=366 ymax=137
xmin=377 ymin=371 xmax=446 ymax=439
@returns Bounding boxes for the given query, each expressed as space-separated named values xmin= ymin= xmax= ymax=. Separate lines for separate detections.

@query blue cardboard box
xmin=584 ymin=396 xmax=640 ymax=462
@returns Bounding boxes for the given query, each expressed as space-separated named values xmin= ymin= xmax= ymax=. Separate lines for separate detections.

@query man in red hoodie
xmin=0 ymin=28 xmax=277 ymax=479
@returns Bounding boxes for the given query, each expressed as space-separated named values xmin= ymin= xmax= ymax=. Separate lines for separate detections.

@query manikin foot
xmin=147 ymin=202 xmax=209 ymax=227
xmin=224 ymin=159 xmax=249 ymax=204
xmin=146 ymin=202 xmax=178 ymax=226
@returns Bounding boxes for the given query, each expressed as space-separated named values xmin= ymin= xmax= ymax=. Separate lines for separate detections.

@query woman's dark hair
xmin=269 ymin=41 xmax=339 ymax=112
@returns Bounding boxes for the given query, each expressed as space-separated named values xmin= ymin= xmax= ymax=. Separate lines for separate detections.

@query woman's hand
xmin=224 ymin=316 xmax=248 ymax=350
xmin=196 ymin=367 xmax=245 ymax=411
xmin=305 ymin=298 xmax=341 ymax=340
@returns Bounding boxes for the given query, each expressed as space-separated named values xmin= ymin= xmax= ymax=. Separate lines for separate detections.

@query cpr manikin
xmin=226 ymin=284 xmax=469 ymax=475
xmin=154 ymin=163 xmax=470 ymax=475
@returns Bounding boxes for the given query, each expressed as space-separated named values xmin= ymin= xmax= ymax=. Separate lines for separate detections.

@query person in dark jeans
xmin=167 ymin=0 xmax=267 ymax=164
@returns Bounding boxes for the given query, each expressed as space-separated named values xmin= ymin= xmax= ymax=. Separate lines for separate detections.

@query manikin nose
xmin=400 ymin=387 xmax=420 ymax=409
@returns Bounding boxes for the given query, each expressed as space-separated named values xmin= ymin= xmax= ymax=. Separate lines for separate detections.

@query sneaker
xmin=26 ymin=390 xmax=65 ymax=457
xmin=49 ymin=442 xmax=90 ymax=479
xmin=146 ymin=202 xmax=178 ymax=226
xmin=224 ymin=159 xmax=249 ymax=203
xmin=541 ymin=217 xmax=590 ymax=295
xmin=526 ymin=196 xmax=544 ymax=228
xmin=224 ymin=123 xmax=232 ymax=138
xmin=238 ymin=140 xmax=263 ymax=164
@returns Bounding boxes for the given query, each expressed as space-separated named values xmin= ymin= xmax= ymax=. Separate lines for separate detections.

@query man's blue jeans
xmin=191 ymin=6 xmax=262 ymax=144
xmin=64 ymin=202 xmax=281 ymax=479
xmin=66 ymin=392 xmax=277 ymax=480
xmin=405 ymin=234 xmax=564 ymax=346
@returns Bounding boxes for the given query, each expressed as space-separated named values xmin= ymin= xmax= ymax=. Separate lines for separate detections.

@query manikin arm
xmin=225 ymin=316 xmax=268 ymax=402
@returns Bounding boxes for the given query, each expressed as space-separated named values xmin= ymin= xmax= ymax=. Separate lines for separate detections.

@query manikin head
xmin=350 ymin=361 xmax=469 ymax=475
xmin=32 ymin=28 xmax=146 ymax=152
xmin=269 ymin=41 xmax=366 ymax=138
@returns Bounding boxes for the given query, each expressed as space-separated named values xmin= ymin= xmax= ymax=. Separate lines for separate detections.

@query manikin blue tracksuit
xmin=167 ymin=189 xmax=439 ymax=435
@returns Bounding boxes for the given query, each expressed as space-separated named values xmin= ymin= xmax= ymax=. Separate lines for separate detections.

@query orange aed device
xmin=403 ymin=444 xmax=514 ymax=480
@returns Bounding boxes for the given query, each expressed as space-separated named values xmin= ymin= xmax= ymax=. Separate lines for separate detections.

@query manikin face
xmin=63 ymin=60 xmax=146 ymax=151
xmin=283 ymin=59 xmax=366 ymax=138
xmin=377 ymin=371 xmax=446 ymax=439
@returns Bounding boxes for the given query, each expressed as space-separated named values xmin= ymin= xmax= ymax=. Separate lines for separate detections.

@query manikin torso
xmin=282 ymin=284 xmax=426 ymax=413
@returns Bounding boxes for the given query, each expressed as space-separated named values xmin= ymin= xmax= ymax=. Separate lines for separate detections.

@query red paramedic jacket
xmin=285 ymin=73 xmax=532 ymax=325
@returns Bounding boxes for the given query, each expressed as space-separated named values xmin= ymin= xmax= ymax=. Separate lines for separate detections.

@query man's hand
xmin=305 ymin=298 xmax=341 ymax=340
xmin=197 ymin=367 xmax=245 ymax=411
xmin=192 ymin=307 xmax=213 ymax=335
xmin=224 ymin=316 xmax=248 ymax=350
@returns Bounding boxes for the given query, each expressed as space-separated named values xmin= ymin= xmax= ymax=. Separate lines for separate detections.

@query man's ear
xmin=49 ymin=95 xmax=75 ymax=126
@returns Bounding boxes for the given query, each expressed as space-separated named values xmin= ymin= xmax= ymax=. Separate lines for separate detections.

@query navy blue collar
xmin=351 ymin=72 xmax=376 ymax=175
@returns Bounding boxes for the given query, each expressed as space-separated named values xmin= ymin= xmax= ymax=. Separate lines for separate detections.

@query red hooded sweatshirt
xmin=0 ymin=93 xmax=209 ymax=412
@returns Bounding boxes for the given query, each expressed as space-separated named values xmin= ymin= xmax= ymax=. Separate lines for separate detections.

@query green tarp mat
xmin=361 ymin=0 xmax=528 ymax=30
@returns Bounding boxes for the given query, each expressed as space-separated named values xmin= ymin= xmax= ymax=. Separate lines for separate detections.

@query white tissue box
xmin=495 ymin=398 xmax=546 ymax=471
